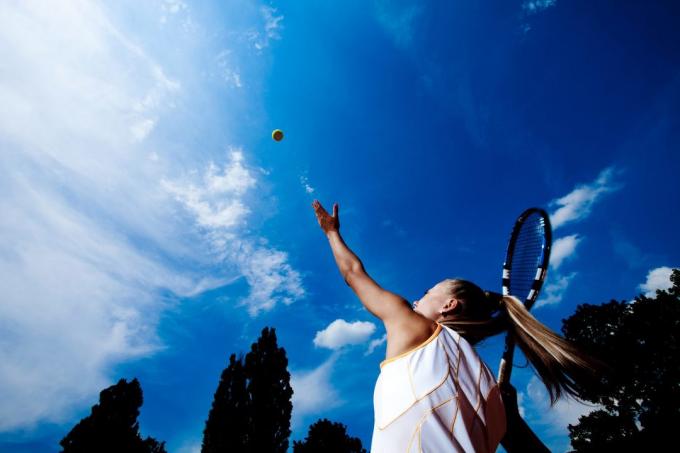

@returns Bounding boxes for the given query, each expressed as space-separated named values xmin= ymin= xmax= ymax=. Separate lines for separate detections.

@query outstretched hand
xmin=312 ymin=199 xmax=340 ymax=234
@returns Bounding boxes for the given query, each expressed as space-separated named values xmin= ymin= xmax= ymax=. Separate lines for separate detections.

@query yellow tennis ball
xmin=272 ymin=129 xmax=284 ymax=141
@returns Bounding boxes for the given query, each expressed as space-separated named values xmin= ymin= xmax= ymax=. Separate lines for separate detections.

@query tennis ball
xmin=272 ymin=129 xmax=284 ymax=141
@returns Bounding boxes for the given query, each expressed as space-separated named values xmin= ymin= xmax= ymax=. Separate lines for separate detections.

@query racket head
xmin=502 ymin=208 xmax=552 ymax=309
xmin=497 ymin=208 xmax=552 ymax=385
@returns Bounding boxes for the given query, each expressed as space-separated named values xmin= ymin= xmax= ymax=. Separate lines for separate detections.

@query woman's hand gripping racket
xmin=497 ymin=208 xmax=552 ymax=386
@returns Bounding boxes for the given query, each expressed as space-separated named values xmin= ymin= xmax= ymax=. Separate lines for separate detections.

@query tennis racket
xmin=497 ymin=208 xmax=552 ymax=385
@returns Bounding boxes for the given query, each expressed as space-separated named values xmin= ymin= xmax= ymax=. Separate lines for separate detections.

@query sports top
xmin=371 ymin=323 xmax=506 ymax=452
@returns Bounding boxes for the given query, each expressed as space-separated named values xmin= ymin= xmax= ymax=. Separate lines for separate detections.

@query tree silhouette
xmin=202 ymin=354 xmax=250 ymax=452
xmin=244 ymin=327 xmax=293 ymax=452
xmin=562 ymin=269 xmax=680 ymax=452
xmin=293 ymin=418 xmax=366 ymax=453
xmin=60 ymin=378 xmax=166 ymax=453
xmin=203 ymin=327 xmax=293 ymax=453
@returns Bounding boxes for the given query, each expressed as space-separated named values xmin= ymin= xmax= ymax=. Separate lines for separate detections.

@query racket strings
xmin=507 ymin=215 xmax=547 ymax=301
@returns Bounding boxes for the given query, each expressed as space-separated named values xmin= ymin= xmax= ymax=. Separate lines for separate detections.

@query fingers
xmin=312 ymin=199 xmax=330 ymax=216
xmin=333 ymin=203 xmax=338 ymax=217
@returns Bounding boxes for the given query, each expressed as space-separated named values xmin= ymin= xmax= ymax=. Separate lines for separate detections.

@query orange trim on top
xmin=379 ymin=323 xmax=442 ymax=369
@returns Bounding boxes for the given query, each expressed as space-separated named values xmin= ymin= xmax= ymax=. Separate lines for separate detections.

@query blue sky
xmin=1 ymin=1 xmax=679 ymax=452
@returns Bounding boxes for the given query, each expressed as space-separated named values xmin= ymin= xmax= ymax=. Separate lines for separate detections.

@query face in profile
xmin=413 ymin=282 xmax=458 ymax=321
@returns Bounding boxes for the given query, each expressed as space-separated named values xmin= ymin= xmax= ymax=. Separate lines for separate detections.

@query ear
xmin=440 ymin=298 xmax=461 ymax=316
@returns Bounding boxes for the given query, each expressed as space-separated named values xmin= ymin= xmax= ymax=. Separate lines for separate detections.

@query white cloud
xmin=247 ymin=6 xmax=283 ymax=52
xmin=314 ymin=319 xmax=377 ymax=350
xmin=639 ymin=266 xmax=675 ymax=297
xmin=262 ymin=6 xmax=283 ymax=41
xmin=160 ymin=0 xmax=190 ymax=27
xmin=0 ymin=1 xmax=193 ymax=431
xmin=365 ymin=333 xmax=387 ymax=356
xmin=233 ymin=243 xmax=306 ymax=316
xmin=131 ymin=117 xmax=157 ymax=141
xmin=163 ymin=149 xmax=257 ymax=229
xmin=300 ymin=175 xmax=316 ymax=194
xmin=550 ymin=235 xmax=582 ymax=270
xmin=290 ymin=354 xmax=343 ymax=429
xmin=517 ymin=391 xmax=526 ymax=419
xmin=534 ymin=272 xmax=577 ymax=309
xmin=522 ymin=0 xmax=557 ymax=14
xmin=0 ymin=1 xmax=303 ymax=431
xmin=215 ymin=50 xmax=243 ymax=88
xmin=163 ymin=0 xmax=187 ymax=15
xmin=549 ymin=167 xmax=621 ymax=230
xmin=163 ymin=152 xmax=305 ymax=316
xmin=524 ymin=376 xmax=601 ymax=449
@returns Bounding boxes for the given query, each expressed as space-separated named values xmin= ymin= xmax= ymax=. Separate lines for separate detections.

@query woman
xmin=312 ymin=200 xmax=602 ymax=452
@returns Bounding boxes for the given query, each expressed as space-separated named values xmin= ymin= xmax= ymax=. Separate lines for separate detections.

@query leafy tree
xmin=202 ymin=354 xmax=250 ymax=452
xmin=293 ymin=418 xmax=366 ymax=453
xmin=60 ymin=378 xmax=166 ymax=453
xmin=562 ymin=269 xmax=680 ymax=452
xmin=203 ymin=327 xmax=293 ymax=453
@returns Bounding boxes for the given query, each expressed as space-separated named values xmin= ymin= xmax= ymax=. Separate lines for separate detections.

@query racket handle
xmin=498 ymin=358 xmax=509 ymax=384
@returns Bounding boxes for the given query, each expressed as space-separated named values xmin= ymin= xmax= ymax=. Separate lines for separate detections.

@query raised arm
xmin=311 ymin=200 xmax=413 ymax=323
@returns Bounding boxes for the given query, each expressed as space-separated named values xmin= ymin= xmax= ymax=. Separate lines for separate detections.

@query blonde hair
xmin=437 ymin=278 xmax=604 ymax=405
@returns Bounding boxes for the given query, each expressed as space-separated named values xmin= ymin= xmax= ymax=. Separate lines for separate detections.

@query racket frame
xmin=497 ymin=208 xmax=552 ymax=385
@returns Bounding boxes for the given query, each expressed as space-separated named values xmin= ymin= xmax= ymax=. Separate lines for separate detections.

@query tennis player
xmin=312 ymin=200 xmax=602 ymax=452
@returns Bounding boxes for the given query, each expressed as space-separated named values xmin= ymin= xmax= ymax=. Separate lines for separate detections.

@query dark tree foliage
xmin=60 ymin=378 xmax=166 ymax=453
xmin=293 ymin=418 xmax=366 ymax=453
xmin=562 ymin=269 xmax=680 ymax=452
xmin=244 ymin=327 xmax=293 ymax=452
xmin=202 ymin=354 xmax=250 ymax=452
xmin=202 ymin=327 xmax=293 ymax=453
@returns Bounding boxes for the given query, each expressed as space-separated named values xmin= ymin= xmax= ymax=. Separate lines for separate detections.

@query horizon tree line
xmin=60 ymin=269 xmax=679 ymax=452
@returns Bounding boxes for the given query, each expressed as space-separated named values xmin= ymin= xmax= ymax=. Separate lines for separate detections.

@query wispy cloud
xmin=0 ymin=1 xmax=301 ymax=431
xmin=374 ymin=0 xmax=422 ymax=50
xmin=535 ymin=167 xmax=621 ymax=310
xmin=300 ymin=175 xmax=316 ymax=194
xmin=550 ymin=235 xmax=582 ymax=270
xmin=535 ymin=272 xmax=577 ymax=309
xmin=162 ymin=150 xmax=306 ymax=316
xmin=0 ymin=1 xmax=193 ymax=431
xmin=290 ymin=354 xmax=343 ymax=429
xmin=523 ymin=376 xmax=601 ymax=451
xmin=639 ymin=266 xmax=675 ymax=297
xmin=245 ymin=6 xmax=284 ymax=52
xmin=163 ymin=149 xmax=256 ymax=229
xmin=215 ymin=50 xmax=243 ymax=88
xmin=549 ymin=167 xmax=621 ymax=230
xmin=314 ymin=319 xmax=377 ymax=350
xmin=365 ymin=333 xmax=387 ymax=356
xmin=522 ymin=0 xmax=557 ymax=15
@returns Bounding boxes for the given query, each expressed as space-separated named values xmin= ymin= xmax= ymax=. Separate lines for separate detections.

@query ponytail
xmin=437 ymin=278 xmax=605 ymax=405
xmin=499 ymin=294 xmax=604 ymax=404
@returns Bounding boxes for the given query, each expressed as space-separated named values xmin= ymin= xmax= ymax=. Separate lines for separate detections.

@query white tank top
xmin=371 ymin=323 xmax=506 ymax=452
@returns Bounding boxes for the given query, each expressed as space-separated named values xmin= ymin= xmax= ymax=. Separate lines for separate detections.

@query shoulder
xmin=384 ymin=315 xmax=440 ymax=363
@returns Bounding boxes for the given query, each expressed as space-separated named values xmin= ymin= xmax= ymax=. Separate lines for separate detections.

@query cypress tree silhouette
xmin=60 ymin=378 xmax=166 ymax=453
xmin=293 ymin=418 xmax=366 ymax=453
xmin=203 ymin=327 xmax=293 ymax=453
xmin=202 ymin=354 xmax=250 ymax=452
xmin=563 ymin=268 xmax=680 ymax=452
xmin=244 ymin=327 xmax=293 ymax=452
